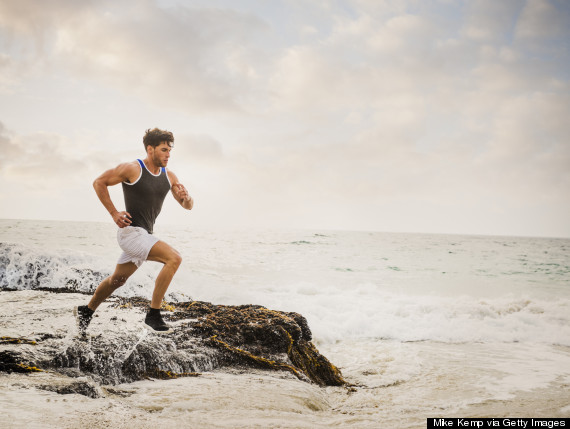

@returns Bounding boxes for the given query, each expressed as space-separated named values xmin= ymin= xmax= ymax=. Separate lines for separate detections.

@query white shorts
xmin=116 ymin=226 xmax=159 ymax=267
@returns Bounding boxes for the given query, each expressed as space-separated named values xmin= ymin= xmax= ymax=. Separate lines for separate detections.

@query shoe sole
xmin=73 ymin=306 xmax=88 ymax=337
xmin=144 ymin=321 xmax=173 ymax=334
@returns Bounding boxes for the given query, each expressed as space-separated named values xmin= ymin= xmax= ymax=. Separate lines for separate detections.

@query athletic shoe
xmin=74 ymin=305 xmax=94 ymax=335
xmin=144 ymin=308 xmax=172 ymax=333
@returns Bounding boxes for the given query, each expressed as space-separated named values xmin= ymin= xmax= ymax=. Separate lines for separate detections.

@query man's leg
xmin=88 ymin=262 xmax=139 ymax=311
xmin=75 ymin=262 xmax=138 ymax=334
xmin=146 ymin=240 xmax=182 ymax=308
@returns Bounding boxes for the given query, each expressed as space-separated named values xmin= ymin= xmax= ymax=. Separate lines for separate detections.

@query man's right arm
xmin=93 ymin=162 xmax=137 ymax=228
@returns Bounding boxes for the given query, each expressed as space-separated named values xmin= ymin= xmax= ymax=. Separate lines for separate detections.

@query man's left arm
xmin=168 ymin=170 xmax=193 ymax=210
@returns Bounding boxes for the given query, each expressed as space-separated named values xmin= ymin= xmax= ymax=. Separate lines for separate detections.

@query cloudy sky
xmin=0 ymin=0 xmax=569 ymax=237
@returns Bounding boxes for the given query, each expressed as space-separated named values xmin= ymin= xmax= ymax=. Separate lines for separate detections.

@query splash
xmin=0 ymin=243 xmax=106 ymax=294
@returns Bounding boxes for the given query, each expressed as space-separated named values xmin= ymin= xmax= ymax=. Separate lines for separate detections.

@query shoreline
xmin=1 ymin=289 xmax=569 ymax=427
xmin=2 ymin=369 xmax=569 ymax=428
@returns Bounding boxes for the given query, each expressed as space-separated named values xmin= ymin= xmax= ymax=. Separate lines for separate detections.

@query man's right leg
xmin=88 ymin=262 xmax=139 ymax=310
xmin=75 ymin=262 xmax=139 ymax=334
xmin=142 ymin=241 xmax=182 ymax=333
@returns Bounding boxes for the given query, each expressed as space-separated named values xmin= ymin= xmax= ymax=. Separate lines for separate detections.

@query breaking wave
xmin=0 ymin=242 xmax=107 ymax=294
xmin=292 ymin=283 xmax=570 ymax=346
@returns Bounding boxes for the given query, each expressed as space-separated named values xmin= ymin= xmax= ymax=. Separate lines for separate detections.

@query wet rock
xmin=103 ymin=386 xmax=136 ymax=397
xmin=0 ymin=350 xmax=43 ymax=374
xmin=39 ymin=378 xmax=102 ymax=399
xmin=125 ymin=298 xmax=344 ymax=386
xmin=0 ymin=294 xmax=345 ymax=393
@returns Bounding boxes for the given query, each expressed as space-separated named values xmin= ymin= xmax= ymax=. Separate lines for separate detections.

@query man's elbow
xmin=93 ymin=177 xmax=106 ymax=192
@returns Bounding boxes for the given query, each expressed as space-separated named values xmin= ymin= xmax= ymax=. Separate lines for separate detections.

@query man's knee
xmin=109 ymin=274 xmax=129 ymax=289
xmin=170 ymin=250 xmax=182 ymax=268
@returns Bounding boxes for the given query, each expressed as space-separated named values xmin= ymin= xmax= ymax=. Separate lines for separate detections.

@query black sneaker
xmin=144 ymin=308 xmax=172 ymax=333
xmin=74 ymin=305 xmax=94 ymax=335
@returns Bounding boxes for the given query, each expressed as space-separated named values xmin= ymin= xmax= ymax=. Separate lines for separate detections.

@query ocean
xmin=1 ymin=218 xmax=569 ymax=428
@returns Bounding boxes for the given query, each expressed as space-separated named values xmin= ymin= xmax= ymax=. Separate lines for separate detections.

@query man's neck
xmin=143 ymin=157 xmax=160 ymax=175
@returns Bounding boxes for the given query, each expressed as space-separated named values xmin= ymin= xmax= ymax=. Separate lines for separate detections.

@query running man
xmin=75 ymin=128 xmax=193 ymax=334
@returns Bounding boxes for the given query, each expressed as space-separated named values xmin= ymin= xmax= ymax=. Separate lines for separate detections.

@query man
xmin=75 ymin=128 xmax=193 ymax=334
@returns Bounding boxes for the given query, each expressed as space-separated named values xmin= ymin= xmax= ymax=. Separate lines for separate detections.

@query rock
xmin=39 ymin=378 xmax=102 ymax=399
xmin=167 ymin=300 xmax=344 ymax=386
xmin=0 ymin=292 xmax=346 ymax=397
xmin=0 ymin=350 xmax=43 ymax=374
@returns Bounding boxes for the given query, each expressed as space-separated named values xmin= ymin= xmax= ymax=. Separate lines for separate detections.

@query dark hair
xmin=143 ymin=128 xmax=174 ymax=149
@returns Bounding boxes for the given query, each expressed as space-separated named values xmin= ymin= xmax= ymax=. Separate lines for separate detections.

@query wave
xmin=274 ymin=283 xmax=570 ymax=347
xmin=0 ymin=242 xmax=107 ymax=294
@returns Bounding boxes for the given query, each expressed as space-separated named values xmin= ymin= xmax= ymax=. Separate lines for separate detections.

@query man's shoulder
xmin=117 ymin=160 xmax=140 ymax=172
xmin=115 ymin=160 xmax=141 ymax=182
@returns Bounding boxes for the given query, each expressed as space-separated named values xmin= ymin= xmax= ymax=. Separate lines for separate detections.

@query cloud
xmin=0 ymin=0 xmax=569 ymax=235
xmin=173 ymin=133 xmax=224 ymax=163
xmin=0 ymin=0 xmax=272 ymax=113
xmin=515 ymin=0 xmax=570 ymax=41
xmin=462 ymin=0 xmax=522 ymax=42
xmin=0 ymin=124 xmax=84 ymax=189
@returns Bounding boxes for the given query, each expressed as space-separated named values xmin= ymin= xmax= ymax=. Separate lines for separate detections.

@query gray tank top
xmin=122 ymin=159 xmax=171 ymax=234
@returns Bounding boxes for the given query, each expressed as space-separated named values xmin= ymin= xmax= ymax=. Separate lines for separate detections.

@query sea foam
xmin=262 ymin=281 xmax=570 ymax=346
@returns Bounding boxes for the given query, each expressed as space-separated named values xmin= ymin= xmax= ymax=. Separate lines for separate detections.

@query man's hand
xmin=93 ymin=162 xmax=140 ymax=228
xmin=112 ymin=211 xmax=132 ymax=228
xmin=172 ymin=183 xmax=193 ymax=210
xmin=172 ymin=183 xmax=189 ymax=201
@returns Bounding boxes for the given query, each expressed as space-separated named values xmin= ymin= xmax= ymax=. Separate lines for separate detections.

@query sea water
xmin=1 ymin=219 xmax=569 ymax=427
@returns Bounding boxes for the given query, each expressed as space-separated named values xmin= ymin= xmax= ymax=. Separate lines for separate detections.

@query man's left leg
xmin=144 ymin=240 xmax=182 ymax=332
xmin=147 ymin=240 xmax=183 ymax=308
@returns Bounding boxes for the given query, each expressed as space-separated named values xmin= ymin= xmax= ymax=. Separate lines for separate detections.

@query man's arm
xmin=93 ymin=162 xmax=139 ymax=227
xmin=167 ymin=170 xmax=193 ymax=210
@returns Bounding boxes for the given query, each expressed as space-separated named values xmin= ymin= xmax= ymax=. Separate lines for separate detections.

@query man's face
xmin=149 ymin=142 xmax=172 ymax=167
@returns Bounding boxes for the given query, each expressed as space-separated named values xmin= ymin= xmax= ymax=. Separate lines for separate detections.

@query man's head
xmin=143 ymin=128 xmax=174 ymax=151
xmin=143 ymin=128 xmax=174 ymax=167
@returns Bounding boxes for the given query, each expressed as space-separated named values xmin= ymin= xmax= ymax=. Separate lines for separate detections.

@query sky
xmin=0 ymin=0 xmax=569 ymax=237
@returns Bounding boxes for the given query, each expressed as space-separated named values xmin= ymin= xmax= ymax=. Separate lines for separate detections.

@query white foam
xmin=306 ymin=287 xmax=570 ymax=345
